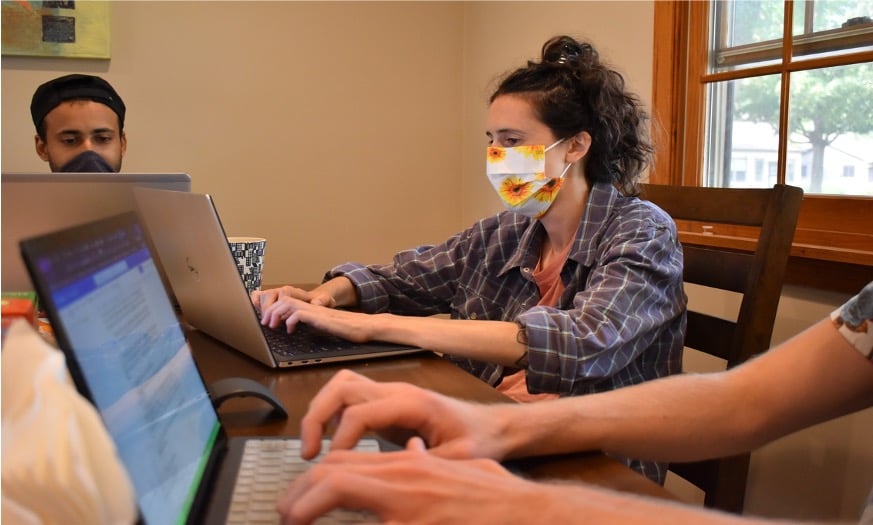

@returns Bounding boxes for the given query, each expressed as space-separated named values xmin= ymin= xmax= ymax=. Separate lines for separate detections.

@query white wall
xmin=2 ymin=1 xmax=869 ymax=520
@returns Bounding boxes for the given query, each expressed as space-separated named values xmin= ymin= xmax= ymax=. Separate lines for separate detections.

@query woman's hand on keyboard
xmin=252 ymin=285 xmax=336 ymax=313
xmin=257 ymin=295 xmax=375 ymax=343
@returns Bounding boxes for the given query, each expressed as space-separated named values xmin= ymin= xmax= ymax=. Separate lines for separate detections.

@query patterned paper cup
xmin=227 ymin=236 xmax=266 ymax=293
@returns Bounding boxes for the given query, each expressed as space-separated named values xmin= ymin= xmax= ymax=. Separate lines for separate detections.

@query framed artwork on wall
xmin=1 ymin=1 xmax=110 ymax=59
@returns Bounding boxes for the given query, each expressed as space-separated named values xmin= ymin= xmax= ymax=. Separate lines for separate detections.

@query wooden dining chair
xmin=640 ymin=183 xmax=804 ymax=514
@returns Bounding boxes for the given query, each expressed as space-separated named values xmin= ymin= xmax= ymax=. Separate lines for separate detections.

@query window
xmin=652 ymin=1 xmax=873 ymax=293
xmin=731 ymin=157 xmax=748 ymax=183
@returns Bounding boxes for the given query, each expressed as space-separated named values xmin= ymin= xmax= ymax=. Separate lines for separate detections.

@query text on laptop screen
xmin=32 ymin=216 xmax=220 ymax=524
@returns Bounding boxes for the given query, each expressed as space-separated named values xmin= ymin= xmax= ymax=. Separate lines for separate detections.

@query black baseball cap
xmin=30 ymin=74 xmax=126 ymax=132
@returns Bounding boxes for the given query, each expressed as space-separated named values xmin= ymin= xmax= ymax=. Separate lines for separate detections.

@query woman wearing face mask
xmin=254 ymin=35 xmax=685 ymax=482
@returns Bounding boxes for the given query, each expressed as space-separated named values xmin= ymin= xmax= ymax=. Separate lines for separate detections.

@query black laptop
xmin=19 ymin=212 xmax=380 ymax=524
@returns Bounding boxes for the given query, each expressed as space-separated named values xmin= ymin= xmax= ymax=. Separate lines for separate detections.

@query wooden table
xmin=187 ymin=328 xmax=677 ymax=501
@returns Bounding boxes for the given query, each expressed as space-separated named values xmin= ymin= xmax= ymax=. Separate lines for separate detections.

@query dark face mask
xmin=58 ymin=150 xmax=116 ymax=173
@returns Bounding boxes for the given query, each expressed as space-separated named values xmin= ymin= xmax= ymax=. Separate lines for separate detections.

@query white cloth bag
xmin=1 ymin=320 xmax=136 ymax=525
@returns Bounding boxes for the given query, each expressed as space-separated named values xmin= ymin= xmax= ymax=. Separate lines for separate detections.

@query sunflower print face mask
xmin=486 ymin=139 xmax=571 ymax=219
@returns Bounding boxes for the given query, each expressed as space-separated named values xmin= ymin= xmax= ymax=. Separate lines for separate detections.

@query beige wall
xmin=459 ymin=2 xmax=654 ymax=225
xmin=3 ymin=1 xmax=467 ymax=285
xmin=671 ymin=285 xmax=873 ymax=520
xmin=2 ymin=1 xmax=870 ymax=520
xmin=2 ymin=1 xmax=653 ymax=285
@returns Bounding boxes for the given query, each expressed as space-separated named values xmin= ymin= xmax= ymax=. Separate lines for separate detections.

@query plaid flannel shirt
xmin=326 ymin=182 xmax=688 ymax=482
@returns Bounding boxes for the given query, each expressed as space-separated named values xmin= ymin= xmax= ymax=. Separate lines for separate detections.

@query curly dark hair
xmin=490 ymin=36 xmax=653 ymax=196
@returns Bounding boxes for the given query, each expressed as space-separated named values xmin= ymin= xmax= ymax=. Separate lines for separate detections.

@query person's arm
xmin=256 ymin=218 xmax=537 ymax=365
xmin=307 ymin=277 xmax=359 ymax=308
xmin=298 ymin=312 xmax=873 ymax=466
xmin=259 ymin=295 xmax=528 ymax=366
xmin=497 ymin=317 xmax=873 ymax=462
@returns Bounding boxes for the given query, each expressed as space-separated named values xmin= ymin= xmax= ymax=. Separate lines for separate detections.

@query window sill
xmin=676 ymin=229 xmax=872 ymax=295
xmin=784 ymin=257 xmax=871 ymax=295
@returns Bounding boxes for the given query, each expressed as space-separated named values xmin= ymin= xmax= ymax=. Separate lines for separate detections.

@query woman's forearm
xmin=369 ymin=314 xmax=527 ymax=367
xmin=315 ymin=276 xmax=359 ymax=308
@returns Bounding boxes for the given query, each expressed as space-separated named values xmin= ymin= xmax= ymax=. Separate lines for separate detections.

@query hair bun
xmin=542 ymin=36 xmax=596 ymax=67
xmin=543 ymin=36 xmax=582 ymax=64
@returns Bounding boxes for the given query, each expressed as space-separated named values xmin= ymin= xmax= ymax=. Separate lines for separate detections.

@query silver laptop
xmin=132 ymin=186 xmax=423 ymax=368
xmin=18 ymin=211 xmax=382 ymax=524
xmin=1 ymin=172 xmax=190 ymax=293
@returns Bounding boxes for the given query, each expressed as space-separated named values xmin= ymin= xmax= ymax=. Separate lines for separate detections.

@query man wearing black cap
xmin=30 ymin=74 xmax=127 ymax=172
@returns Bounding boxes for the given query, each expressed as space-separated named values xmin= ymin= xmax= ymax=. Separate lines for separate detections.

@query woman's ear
xmin=565 ymin=131 xmax=592 ymax=163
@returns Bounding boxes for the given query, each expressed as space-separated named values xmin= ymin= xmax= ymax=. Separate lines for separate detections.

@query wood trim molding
xmin=651 ymin=1 xmax=686 ymax=185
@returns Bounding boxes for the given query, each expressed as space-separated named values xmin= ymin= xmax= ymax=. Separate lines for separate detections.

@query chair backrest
xmin=640 ymin=183 xmax=803 ymax=513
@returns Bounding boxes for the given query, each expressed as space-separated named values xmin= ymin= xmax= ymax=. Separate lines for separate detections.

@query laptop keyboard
xmin=226 ymin=438 xmax=380 ymax=525
xmin=260 ymin=322 xmax=356 ymax=357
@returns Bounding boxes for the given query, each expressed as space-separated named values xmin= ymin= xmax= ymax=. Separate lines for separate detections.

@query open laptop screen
xmin=20 ymin=212 xmax=219 ymax=524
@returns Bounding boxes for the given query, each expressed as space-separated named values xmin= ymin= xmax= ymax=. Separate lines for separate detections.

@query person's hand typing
xmin=298 ymin=370 xmax=507 ymax=462
xmin=252 ymin=285 xmax=336 ymax=313
xmin=277 ymin=437 xmax=538 ymax=525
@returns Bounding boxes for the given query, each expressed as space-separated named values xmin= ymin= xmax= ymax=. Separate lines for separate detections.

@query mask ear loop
xmin=544 ymin=138 xmax=565 ymax=152
xmin=557 ymin=161 xmax=573 ymax=179
xmin=545 ymin=138 xmax=573 ymax=180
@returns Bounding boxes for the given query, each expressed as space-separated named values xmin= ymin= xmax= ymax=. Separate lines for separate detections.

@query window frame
xmin=652 ymin=1 xmax=873 ymax=294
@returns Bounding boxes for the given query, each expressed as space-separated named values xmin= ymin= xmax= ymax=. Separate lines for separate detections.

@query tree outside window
xmin=651 ymin=0 xmax=873 ymax=293
xmin=707 ymin=1 xmax=873 ymax=196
